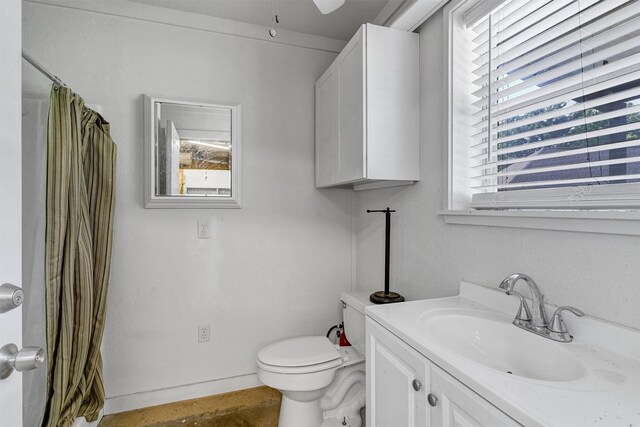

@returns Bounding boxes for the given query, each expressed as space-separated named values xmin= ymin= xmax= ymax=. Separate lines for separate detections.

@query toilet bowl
xmin=256 ymin=292 xmax=371 ymax=427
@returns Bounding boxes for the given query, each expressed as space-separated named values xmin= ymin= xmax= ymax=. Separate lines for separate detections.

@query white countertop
xmin=365 ymin=281 xmax=640 ymax=427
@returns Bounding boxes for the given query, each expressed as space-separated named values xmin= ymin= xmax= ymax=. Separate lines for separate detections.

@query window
xmin=447 ymin=0 xmax=640 ymax=211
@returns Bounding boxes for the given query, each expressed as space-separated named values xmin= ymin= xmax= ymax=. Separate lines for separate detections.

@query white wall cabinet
xmin=366 ymin=318 xmax=521 ymax=427
xmin=315 ymin=24 xmax=419 ymax=190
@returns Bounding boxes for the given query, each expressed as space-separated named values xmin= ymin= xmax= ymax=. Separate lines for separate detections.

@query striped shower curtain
xmin=43 ymin=85 xmax=116 ymax=427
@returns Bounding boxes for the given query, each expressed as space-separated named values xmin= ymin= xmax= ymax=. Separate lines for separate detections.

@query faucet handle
xmin=506 ymin=290 xmax=532 ymax=321
xmin=549 ymin=306 xmax=584 ymax=333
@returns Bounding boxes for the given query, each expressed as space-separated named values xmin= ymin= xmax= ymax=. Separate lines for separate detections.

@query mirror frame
xmin=144 ymin=95 xmax=242 ymax=209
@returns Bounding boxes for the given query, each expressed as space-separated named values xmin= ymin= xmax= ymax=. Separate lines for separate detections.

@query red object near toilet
xmin=339 ymin=330 xmax=351 ymax=346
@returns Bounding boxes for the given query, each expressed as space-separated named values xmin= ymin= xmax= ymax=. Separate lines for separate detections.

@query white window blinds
xmin=468 ymin=0 xmax=640 ymax=209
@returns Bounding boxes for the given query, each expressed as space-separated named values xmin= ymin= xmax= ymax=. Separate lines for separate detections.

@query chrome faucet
xmin=499 ymin=273 xmax=584 ymax=343
xmin=499 ymin=273 xmax=548 ymax=328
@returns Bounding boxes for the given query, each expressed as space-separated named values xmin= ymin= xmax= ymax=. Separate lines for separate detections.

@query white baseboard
xmin=104 ymin=374 xmax=261 ymax=415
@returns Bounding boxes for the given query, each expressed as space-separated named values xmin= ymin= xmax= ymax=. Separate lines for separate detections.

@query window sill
xmin=438 ymin=209 xmax=640 ymax=236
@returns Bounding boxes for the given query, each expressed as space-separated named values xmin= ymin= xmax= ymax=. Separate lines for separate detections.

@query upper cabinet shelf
xmin=315 ymin=24 xmax=419 ymax=191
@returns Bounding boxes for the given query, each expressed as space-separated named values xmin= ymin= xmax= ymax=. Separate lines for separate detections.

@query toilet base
xmin=279 ymin=394 xmax=323 ymax=427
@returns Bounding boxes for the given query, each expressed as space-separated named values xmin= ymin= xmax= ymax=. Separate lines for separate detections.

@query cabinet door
xmin=337 ymin=26 xmax=365 ymax=183
xmin=367 ymin=318 xmax=429 ymax=427
xmin=429 ymin=365 xmax=521 ymax=427
xmin=315 ymin=66 xmax=339 ymax=187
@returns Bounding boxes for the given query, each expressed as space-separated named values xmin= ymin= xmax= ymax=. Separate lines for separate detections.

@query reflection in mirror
xmin=144 ymin=96 xmax=241 ymax=208
xmin=157 ymin=103 xmax=231 ymax=197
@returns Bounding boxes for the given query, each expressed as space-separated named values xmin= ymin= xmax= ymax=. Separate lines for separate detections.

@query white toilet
xmin=257 ymin=291 xmax=372 ymax=427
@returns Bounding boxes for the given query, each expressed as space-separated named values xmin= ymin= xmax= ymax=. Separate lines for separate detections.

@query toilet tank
xmin=340 ymin=291 xmax=373 ymax=357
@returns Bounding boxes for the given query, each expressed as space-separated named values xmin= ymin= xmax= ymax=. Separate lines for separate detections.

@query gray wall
xmin=356 ymin=10 xmax=640 ymax=330
xmin=23 ymin=2 xmax=353 ymax=410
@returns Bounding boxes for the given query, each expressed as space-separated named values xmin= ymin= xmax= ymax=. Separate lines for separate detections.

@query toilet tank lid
xmin=258 ymin=336 xmax=341 ymax=367
xmin=340 ymin=291 xmax=374 ymax=315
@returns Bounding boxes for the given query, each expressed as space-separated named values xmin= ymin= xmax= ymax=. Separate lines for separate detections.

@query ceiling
xmin=127 ymin=0 xmax=391 ymax=41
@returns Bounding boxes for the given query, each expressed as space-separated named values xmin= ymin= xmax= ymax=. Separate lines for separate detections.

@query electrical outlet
xmin=198 ymin=220 xmax=210 ymax=239
xmin=198 ymin=324 xmax=210 ymax=343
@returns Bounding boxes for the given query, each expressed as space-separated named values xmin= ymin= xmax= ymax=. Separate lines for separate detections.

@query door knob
xmin=0 ymin=283 xmax=24 ymax=314
xmin=0 ymin=344 xmax=45 ymax=380
xmin=412 ymin=379 xmax=422 ymax=391
xmin=427 ymin=393 xmax=439 ymax=407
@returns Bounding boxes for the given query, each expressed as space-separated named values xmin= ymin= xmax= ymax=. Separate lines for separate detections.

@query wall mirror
xmin=144 ymin=95 xmax=241 ymax=208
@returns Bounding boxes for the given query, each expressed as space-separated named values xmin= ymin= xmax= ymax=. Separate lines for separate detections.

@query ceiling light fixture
xmin=312 ymin=0 xmax=345 ymax=14
xmin=182 ymin=140 xmax=230 ymax=150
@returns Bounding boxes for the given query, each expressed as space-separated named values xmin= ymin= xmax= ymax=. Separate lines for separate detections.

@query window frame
xmin=440 ymin=0 xmax=640 ymax=236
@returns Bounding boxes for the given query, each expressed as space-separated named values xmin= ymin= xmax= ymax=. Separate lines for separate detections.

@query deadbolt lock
xmin=0 ymin=283 xmax=24 ymax=314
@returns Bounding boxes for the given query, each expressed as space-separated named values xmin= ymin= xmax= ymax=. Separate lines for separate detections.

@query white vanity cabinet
xmin=315 ymin=24 xmax=419 ymax=190
xmin=366 ymin=318 xmax=520 ymax=427
xmin=367 ymin=316 xmax=429 ymax=426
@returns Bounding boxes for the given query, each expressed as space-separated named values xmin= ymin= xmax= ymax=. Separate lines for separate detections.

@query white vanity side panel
xmin=366 ymin=24 xmax=420 ymax=181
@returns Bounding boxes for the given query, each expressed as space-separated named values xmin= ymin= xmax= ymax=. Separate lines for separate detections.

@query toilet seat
xmin=257 ymin=336 xmax=343 ymax=374
xmin=257 ymin=357 xmax=343 ymax=374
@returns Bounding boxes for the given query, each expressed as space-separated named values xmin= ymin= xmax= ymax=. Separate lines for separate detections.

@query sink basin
xmin=420 ymin=309 xmax=585 ymax=382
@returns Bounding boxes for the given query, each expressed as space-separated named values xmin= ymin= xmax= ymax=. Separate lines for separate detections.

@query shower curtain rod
xmin=22 ymin=50 xmax=65 ymax=86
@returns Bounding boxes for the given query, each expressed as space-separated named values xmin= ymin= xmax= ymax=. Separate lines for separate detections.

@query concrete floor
xmin=99 ymin=386 xmax=281 ymax=427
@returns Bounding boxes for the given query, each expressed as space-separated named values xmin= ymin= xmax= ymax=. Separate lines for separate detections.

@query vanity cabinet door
xmin=429 ymin=364 xmax=521 ymax=427
xmin=366 ymin=318 xmax=429 ymax=427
